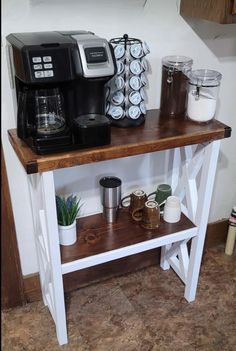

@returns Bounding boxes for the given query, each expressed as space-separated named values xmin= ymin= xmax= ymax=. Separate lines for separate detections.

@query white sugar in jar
xmin=187 ymin=92 xmax=217 ymax=122
xmin=187 ymin=69 xmax=222 ymax=123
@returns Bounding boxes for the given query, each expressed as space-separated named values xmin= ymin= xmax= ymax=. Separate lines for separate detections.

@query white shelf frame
xmin=28 ymin=139 xmax=221 ymax=346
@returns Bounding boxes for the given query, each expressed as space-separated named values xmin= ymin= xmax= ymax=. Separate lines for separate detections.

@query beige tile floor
xmin=2 ymin=244 xmax=236 ymax=351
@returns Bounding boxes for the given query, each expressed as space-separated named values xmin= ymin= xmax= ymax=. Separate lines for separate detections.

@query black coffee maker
xmin=6 ymin=31 xmax=117 ymax=154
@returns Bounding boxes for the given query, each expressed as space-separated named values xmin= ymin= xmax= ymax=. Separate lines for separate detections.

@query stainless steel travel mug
xmin=99 ymin=176 xmax=122 ymax=223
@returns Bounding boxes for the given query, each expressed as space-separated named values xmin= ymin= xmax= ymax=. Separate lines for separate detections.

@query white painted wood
xmin=28 ymin=172 xmax=68 ymax=345
xmin=41 ymin=172 xmax=68 ymax=345
xmin=178 ymin=242 xmax=189 ymax=282
xmin=160 ymin=142 xmax=221 ymax=300
xmin=28 ymin=139 xmax=221 ymax=345
xmin=169 ymin=256 xmax=186 ymax=283
xmin=168 ymin=148 xmax=182 ymax=193
xmin=188 ymin=146 xmax=205 ymax=180
xmin=184 ymin=141 xmax=221 ymax=302
xmin=39 ymin=209 xmax=50 ymax=260
xmin=28 ymin=175 xmax=48 ymax=306
xmin=162 ymin=240 xmax=187 ymax=262
xmin=160 ymin=244 xmax=171 ymax=270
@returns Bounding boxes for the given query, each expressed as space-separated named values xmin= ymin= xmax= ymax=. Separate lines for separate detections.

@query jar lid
xmin=162 ymin=55 xmax=193 ymax=70
xmin=189 ymin=69 xmax=222 ymax=87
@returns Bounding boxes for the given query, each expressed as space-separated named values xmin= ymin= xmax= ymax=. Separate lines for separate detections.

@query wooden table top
xmin=8 ymin=109 xmax=231 ymax=174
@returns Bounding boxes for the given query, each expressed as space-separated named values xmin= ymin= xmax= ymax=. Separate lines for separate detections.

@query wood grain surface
xmin=8 ymin=109 xmax=231 ymax=174
xmin=180 ymin=0 xmax=236 ymax=24
xmin=60 ymin=209 xmax=195 ymax=264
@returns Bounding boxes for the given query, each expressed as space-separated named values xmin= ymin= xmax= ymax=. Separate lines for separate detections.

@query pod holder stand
xmin=106 ymin=34 xmax=150 ymax=128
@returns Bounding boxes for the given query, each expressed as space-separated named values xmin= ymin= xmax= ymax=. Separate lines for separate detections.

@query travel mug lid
xmin=99 ymin=176 xmax=122 ymax=188
xmin=189 ymin=69 xmax=222 ymax=87
xmin=162 ymin=55 xmax=193 ymax=70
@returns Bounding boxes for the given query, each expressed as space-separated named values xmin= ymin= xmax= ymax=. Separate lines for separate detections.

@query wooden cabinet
xmin=180 ymin=0 xmax=236 ymax=24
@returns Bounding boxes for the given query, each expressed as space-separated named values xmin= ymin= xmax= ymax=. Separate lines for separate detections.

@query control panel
xmin=26 ymin=48 xmax=73 ymax=83
xmin=31 ymin=55 xmax=54 ymax=79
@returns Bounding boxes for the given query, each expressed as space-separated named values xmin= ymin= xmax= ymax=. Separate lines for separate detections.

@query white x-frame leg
xmin=28 ymin=172 xmax=68 ymax=345
xmin=28 ymin=139 xmax=221 ymax=345
xmin=161 ymin=140 xmax=221 ymax=302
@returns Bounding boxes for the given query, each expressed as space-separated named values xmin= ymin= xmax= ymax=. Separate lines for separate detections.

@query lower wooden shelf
xmin=60 ymin=209 xmax=197 ymax=274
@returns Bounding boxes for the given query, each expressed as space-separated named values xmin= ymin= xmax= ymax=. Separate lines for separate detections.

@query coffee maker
xmin=6 ymin=31 xmax=117 ymax=154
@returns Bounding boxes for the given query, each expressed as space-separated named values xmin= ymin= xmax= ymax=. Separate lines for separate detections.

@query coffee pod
xmin=130 ymin=43 xmax=143 ymax=59
xmin=142 ymin=41 xmax=150 ymax=55
xmin=127 ymin=106 xmax=141 ymax=120
xmin=114 ymin=44 xmax=125 ymax=59
xmin=129 ymin=76 xmax=142 ymax=91
xmin=129 ymin=91 xmax=142 ymax=105
xmin=115 ymin=76 xmax=125 ymax=90
xmin=141 ymin=57 xmax=149 ymax=71
xmin=140 ymin=87 xmax=147 ymax=101
xmin=108 ymin=105 xmax=125 ymax=120
xmin=140 ymin=73 xmax=148 ymax=86
xmin=129 ymin=60 xmax=143 ymax=75
xmin=111 ymin=91 xmax=125 ymax=105
xmin=140 ymin=101 xmax=146 ymax=115
xmin=117 ymin=61 xmax=125 ymax=75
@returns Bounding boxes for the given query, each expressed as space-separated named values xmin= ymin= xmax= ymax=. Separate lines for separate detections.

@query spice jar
xmin=187 ymin=69 xmax=222 ymax=123
xmin=160 ymin=55 xmax=193 ymax=117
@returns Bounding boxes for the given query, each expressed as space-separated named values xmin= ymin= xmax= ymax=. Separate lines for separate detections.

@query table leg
xmin=161 ymin=141 xmax=221 ymax=302
xmin=28 ymin=171 xmax=68 ymax=345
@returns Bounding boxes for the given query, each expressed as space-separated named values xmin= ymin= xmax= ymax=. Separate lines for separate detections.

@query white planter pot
xmin=58 ymin=221 xmax=77 ymax=246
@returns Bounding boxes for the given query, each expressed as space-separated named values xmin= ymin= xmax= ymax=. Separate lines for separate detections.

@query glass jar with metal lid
xmin=160 ymin=55 xmax=193 ymax=117
xmin=187 ymin=69 xmax=222 ymax=123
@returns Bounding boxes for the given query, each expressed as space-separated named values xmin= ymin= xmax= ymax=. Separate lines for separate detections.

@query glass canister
xmin=160 ymin=55 xmax=193 ymax=116
xmin=187 ymin=69 xmax=222 ymax=123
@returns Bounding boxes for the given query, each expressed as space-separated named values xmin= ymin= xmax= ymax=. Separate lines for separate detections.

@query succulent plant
xmin=56 ymin=194 xmax=82 ymax=226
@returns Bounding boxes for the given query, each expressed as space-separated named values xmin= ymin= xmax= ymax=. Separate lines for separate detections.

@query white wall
xmin=2 ymin=0 xmax=236 ymax=276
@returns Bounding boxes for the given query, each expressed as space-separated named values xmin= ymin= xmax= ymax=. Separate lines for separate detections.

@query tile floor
xmin=2 ymin=244 xmax=236 ymax=351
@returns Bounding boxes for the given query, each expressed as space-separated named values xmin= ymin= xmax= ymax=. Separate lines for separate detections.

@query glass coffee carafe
xmin=35 ymin=88 xmax=66 ymax=135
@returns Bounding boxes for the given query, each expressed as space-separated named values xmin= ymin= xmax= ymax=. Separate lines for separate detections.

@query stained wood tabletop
xmin=8 ymin=109 xmax=231 ymax=174
xmin=60 ymin=209 xmax=196 ymax=264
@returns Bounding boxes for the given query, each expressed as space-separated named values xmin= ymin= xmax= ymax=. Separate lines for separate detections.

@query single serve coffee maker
xmin=6 ymin=30 xmax=117 ymax=154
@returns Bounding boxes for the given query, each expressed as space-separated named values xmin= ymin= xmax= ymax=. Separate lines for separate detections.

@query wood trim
xmin=23 ymin=219 xmax=229 ymax=303
xmin=1 ymin=145 xmax=26 ymax=309
xmin=7 ymin=109 xmax=231 ymax=174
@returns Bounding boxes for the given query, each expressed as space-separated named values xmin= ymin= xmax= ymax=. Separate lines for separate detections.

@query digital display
xmin=85 ymin=47 xmax=108 ymax=63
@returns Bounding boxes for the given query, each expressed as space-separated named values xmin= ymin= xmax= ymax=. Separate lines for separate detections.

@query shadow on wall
xmin=181 ymin=17 xmax=236 ymax=61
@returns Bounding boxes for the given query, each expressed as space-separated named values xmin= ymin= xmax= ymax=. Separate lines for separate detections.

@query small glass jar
xmin=187 ymin=69 xmax=222 ymax=123
xmin=160 ymin=55 xmax=193 ymax=117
